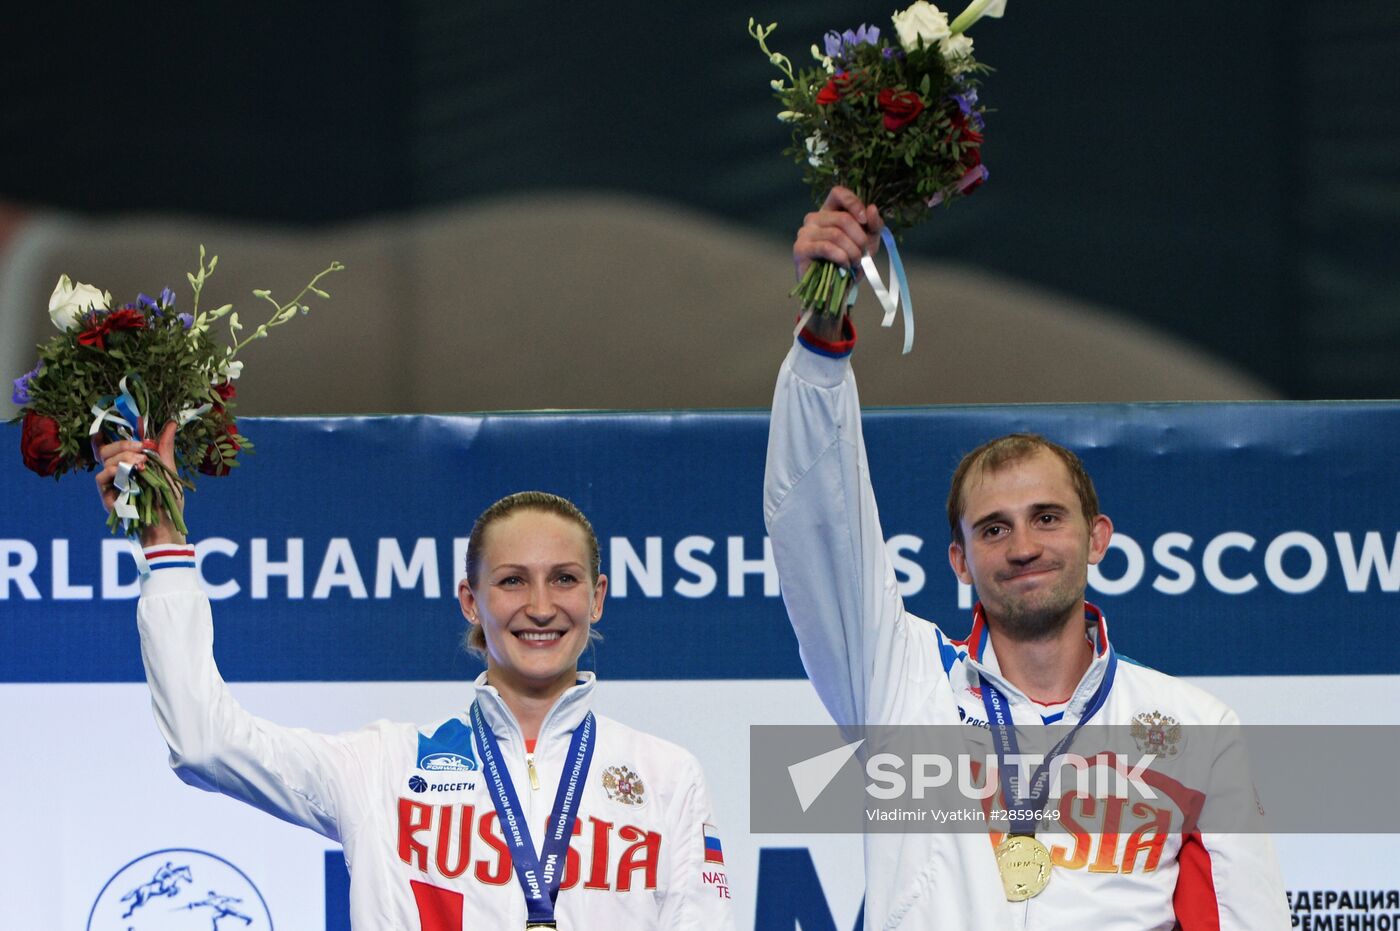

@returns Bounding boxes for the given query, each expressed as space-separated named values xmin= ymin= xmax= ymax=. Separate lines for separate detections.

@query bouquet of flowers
xmin=11 ymin=248 xmax=343 ymax=539
xmin=750 ymin=0 xmax=1005 ymax=335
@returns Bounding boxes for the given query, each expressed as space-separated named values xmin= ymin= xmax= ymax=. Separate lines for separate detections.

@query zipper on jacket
xmin=526 ymin=753 xmax=540 ymax=791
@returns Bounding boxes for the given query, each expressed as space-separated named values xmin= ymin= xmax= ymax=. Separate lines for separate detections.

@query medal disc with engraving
xmin=995 ymin=835 xmax=1052 ymax=901
xmin=525 ymin=924 xmax=558 ymax=929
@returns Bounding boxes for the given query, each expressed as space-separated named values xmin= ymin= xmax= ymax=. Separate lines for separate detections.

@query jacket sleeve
xmin=1178 ymin=711 xmax=1292 ymax=930
xmin=137 ymin=559 xmax=381 ymax=842
xmin=764 ymin=335 xmax=951 ymax=728
xmin=656 ymin=752 xmax=737 ymax=930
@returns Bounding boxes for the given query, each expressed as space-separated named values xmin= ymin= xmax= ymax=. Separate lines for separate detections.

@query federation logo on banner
xmin=87 ymin=848 xmax=272 ymax=929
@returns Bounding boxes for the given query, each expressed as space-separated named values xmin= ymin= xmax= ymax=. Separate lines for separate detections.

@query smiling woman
xmin=459 ymin=494 xmax=609 ymax=754
xmin=92 ymin=431 xmax=736 ymax=929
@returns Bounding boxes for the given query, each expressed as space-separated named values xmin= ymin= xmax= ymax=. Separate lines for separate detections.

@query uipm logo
xmin=88 ymin=848 xmax=273 ymax=930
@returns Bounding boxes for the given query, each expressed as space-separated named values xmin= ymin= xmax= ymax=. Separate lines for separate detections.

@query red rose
xmin=952 ymin=137 xmax=985 ymax=194
xmin=77 ymin=307 xmax=146 ymax=351
xmin=20 ymin=411 xmax=65 ymax=477
xmin=817 ymin=75 xmax=845 ymax=104
xmin=959 ymin=145 xmax=985 ymax=194
xmin=817 ymin=71 xmax=856 ymax=105
xmin=107 ymin=308 xmax=146 ymax=330
xmin=199 ymin=422 xmax=241 ymax=476
xmin=878 ymin=88 xmax=924 ymax=132
xmin=948 ymin=112 xmax=983 ymax=146
xmin=211 ymin=380 xmax=237 ymax=414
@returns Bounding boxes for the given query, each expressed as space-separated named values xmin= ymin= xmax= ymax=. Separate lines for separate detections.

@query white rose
xmin=939 ymin=32 xmax=974 ymax=64
xmin=48 ymin=274 xmax=108 ymax=331
xmin=892 ymin=1 xmax=951 ymax=52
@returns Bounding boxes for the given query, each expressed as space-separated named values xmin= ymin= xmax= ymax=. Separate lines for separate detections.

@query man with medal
xmin=95 ymin=425 xmax=736 ymax=929
xmin=764 ymin=187 xmax=1291 ymax=928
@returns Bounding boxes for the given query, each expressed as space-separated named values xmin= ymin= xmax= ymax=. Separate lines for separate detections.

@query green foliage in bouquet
xmin=11 ymin=248 xmax=343 ymax=537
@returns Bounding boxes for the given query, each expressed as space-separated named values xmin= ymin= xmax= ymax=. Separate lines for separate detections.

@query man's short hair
xmin=946 ymin=433 xmax=1100 ymax=544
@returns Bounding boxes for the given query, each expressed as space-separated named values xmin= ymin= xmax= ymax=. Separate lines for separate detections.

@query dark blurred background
xmin=3 ymin=0 xmax=1397 ymax=399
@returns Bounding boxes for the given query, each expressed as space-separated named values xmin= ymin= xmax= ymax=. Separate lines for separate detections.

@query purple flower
xmin=137 ymin=292 xmax=166 ymax=320
xmin=824 ymin=24 xmax=881 ymax=59
xmin=138 ymin=287 xmax=177 ymax=318
xmin=177 ymin=313 xmax=194 ymax=329
xmin=882 ymin=46 xmax=905 ymax=60
xmin=12 ymin=361 xmax=42 ymax=406
xmin=137 ymin=285 xmax=177 ymax=317
xmin=950 ymin=89 xmax=985 ymax=130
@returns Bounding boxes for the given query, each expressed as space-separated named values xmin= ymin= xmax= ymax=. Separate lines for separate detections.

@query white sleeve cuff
xmin=140 ymin=544 xmax=200 ymax=595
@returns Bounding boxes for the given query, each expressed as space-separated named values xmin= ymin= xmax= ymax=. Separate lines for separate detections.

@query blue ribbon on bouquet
xmin=852 ymin=166 xmax=991 ymax=354
xmin=90 ymin=376 xmax=149 ymax=533
xmin=858 ymin=227 xmax=916 ymax=354
xmin=90 ymin=376 xmax=152 ymax=574
xmin=792 ymin=227 xmax=916 ymax=354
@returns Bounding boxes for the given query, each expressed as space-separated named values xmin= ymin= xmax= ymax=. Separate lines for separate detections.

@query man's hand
xmin=95 ymin=420 xmax=186 ymax=547
xmin=792 ymin=187 xmax=884 ymax=340
xmin=793 ymin=187 xmax=884 ymax=280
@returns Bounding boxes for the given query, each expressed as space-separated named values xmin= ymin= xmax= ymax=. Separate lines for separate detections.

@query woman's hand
xmin=94 ymin=420 xmax=186 ymax=546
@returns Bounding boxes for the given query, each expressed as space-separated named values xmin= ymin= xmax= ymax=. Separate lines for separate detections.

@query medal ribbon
xmin=471 ymin=700 xmax=596 ymax=924
xmin=979 ymin=642 xmax=1118 ymax=837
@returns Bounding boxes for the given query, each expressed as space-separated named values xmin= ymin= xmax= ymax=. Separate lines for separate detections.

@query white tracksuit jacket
xmin=137 ymin=557 xmax=736 ymax=929
xmin=763 ymin=332 xmax=1290 ymax=930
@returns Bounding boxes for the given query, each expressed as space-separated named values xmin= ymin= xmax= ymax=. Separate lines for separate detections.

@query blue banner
xmin=5 ymin=402 xmax=1399 ymax=683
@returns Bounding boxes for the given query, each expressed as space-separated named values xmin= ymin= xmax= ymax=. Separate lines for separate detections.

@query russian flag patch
xmin=703 ymin=822 xmax=724 ymax=865
xmin=144 ymin=546 xmax=196 ymax=571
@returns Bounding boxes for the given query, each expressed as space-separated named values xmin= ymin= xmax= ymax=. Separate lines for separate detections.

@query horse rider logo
xmin=88 ymin=848 xmax=273 ymax=929
xmin=119 ymin=861 xmax=192 ymax=918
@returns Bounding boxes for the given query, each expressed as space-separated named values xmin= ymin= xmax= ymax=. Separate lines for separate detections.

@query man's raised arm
xmin=764 ymin=188 xmax=956 ymax=729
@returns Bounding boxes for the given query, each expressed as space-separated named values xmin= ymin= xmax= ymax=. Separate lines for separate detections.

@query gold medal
xmin=995 ymin=835 xmax=1052 ymax=901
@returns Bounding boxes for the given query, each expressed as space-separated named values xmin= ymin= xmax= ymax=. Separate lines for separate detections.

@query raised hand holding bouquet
xmin=750 ymin=0 xmax=1004 ymax=351
xmin=12 ymin=250 xmax=343 ymax=565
